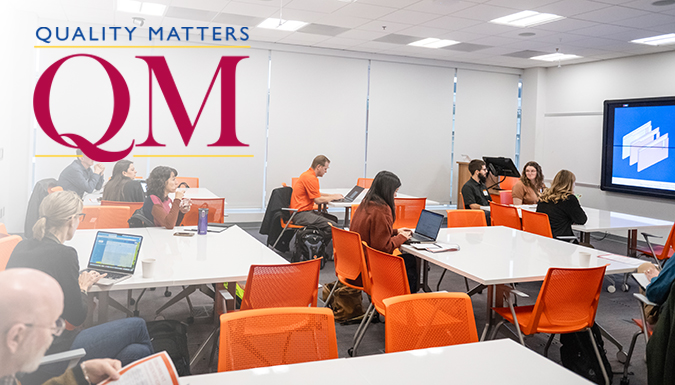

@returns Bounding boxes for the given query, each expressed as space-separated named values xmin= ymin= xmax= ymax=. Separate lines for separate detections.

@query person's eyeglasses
xmin=25 ymin=317 xmax=66 ymax=338
xmin=74 ymin=213 xmax=86 ymax=223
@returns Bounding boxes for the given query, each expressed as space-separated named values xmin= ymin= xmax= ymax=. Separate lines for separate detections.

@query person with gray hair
xmin=0 ymin=268 xmax=121 ymax=385
xmin=58 ymin=149 xmax=106 ymax=197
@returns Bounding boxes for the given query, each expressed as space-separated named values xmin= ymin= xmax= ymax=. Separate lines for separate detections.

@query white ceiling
xmin=15 ymin=0 xmax=675 ymax=69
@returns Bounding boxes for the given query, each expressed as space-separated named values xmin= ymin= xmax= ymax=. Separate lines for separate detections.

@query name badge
xmin=483 ymin=190 xmax=488 ymax=196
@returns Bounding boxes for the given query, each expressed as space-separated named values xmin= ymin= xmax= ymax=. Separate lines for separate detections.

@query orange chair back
xmin=363 ymin=243 xmax=410 ymax=314
xmin=383 ymin=292 xmax=478 ymax=353
xmin=393 ymin=198 xmax=426 ymax=229
xmin=240 ymin=259 xmax=321 ymax=310
xmin=499 ymin=190 xmax=513 ymax=205
xmin=175 ymin=177 xmax=199 ymax=188
xmin=218 ymin=307 xmax=338 ymax=372
xmin=521 ymin=210 xmax=553 ymax=238
xmin=0 ymin=235 xmax=22 ymax=271
xmin=499 ymin=177 xmax=519 ymax=190
xmin=357 ymin=178 xmax=373 ymax=188
xmin=350 ymin=204 xmax=359 ymax=223
xmin=0 ymin=223 xmax=7 ymax=235
xmin=96 ymin=206 xmax=131 ymax=229
xmin=489 ymin=202 xmax=521 ymax=230
xmin=446 ymin=210 xmax=487 ymax=228
xmin=78 ymin=207 xmax=100 ymax=229
xmin=48 ymin=186 xmax=63 ymax=194
xmin=656 ymin=223 xmax=675 ymax=261
xmin=181 ymin=198 xmax=226 ymax=226
xmin=523 ymin=266 xmax=607 ymax=335
xmin=101 ymin=200 xmax=143 ymax=219
xmin=457 ymin=192 xmax=465 ymax=210
xmin=331 ymin=226 xmax=370 ymax=294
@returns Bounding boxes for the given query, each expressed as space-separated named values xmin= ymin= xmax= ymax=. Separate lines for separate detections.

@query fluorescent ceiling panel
xmin=409 ymin=38 xmax=459 ymax=48
xmin=530 ymin=52 xmax=581 ymax=61
xmin=631 ymin=33 xmax=675 ymax=46
xmin=490 ymin=10 xmax=564 ymax=28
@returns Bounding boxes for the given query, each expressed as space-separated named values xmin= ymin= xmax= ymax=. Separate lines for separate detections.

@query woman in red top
xmin=351 ymin=171 xmax=418 ymax=292
xmin=141 ymin=166 xmax=191 ymax=229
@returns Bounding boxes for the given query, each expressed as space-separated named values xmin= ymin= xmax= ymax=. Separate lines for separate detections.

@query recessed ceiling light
xmin=409 ymin=38 xmax=459 ymax=48
xmin=258 ymin=18 xmax=308 ymax=32
xmin=117 ymin=0 xmax=166 ymax=16
xmin=491 ymin=10 xmax=565 ymax=28
xmin=530 ymin=52 xmax=581 ymax=61
xmin=631 ymin=33 xmax=675 ymax=46
xmin=652 ymin=0 xmax=675 ymax=6
xmin=519 ymin=32 xmax=536 ymax=37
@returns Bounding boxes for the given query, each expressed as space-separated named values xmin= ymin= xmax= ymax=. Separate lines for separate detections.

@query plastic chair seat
xmin=636 ymin=245 xmax=674 ymax=260
xmin=493 ymin=305 xmax=593 ymax=335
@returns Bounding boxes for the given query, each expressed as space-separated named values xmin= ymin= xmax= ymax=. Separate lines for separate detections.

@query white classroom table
xmin=83 ymin=188 xmax=222 ymax=205
xmin=322 ymin=188 xmax=440 ymax=227
xmin=401 ymin=226 xmax=639 ymax=340
xmin=179 ymin=339 xmax=593 ymax=385
xmin=480 ymin=204 xmax=673 ymax=258
xmin=66 ymin=225 xmax=287 ymax=323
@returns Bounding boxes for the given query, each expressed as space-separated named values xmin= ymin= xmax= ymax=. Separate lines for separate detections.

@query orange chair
xmin=490 ymin=266 xmax=609 ymax=385
xmin=639 ymin=222 xmax=675 ymax=268
xmin=78 ymin=207 xmax=99 ymax=229
xmin=181 ymin=198 xmax=226 ymax=226
xmin=241 ymin=259 xmax=322 ymax=310
xmin=499 ymin=176 xmax=519 ymax=190
xmin=393 ymin=198 xmax=426 ymax=229
xmin=175 ymin=176 xmax=199 ymax=188
xmin=383 ymin=292 xmax=478 ymax=353
xmin=620 ymin=292 xmax=657 ymax=384
xmin=489 ymin=201 xmax=521 ymax=230
xmin=0 ymin=223 xmax=7 ymax=235
xmin=499 ymin=190 xmax=513 ymax=205
xmin=218 ymin=307 xmax=338 ymax=372
xmin=325 ymin=226 xmax=371 ymax=305
xmin=350 ymin=244 xmax=411 ymax=356
xmin=350 ymin=204 xmax=359 ymax=224
xmin=0 ymin=235 xmax=22 ymax=271
xmin=95 ymin=206 xmax=131 ymax=229
xmin=101 ymin=200 xmax=143 ymax=219
xmin=438 ymin=210 xmax=488 ymax=291
xmin=357 ymin=178 xmax=373 ymax=188
xmin=521 ymin=210 xmax=553 ymax=238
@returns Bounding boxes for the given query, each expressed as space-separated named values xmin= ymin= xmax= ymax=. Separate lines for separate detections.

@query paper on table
xmin=632 ymin=273 xmax=651 ymax=289
xmin=598 ymin=254 xmax=644 ymax=266
xmin=412 ymin=243 xmax=460 ymax=253
xmin=99 ymin=351 xmax=179 ymax=385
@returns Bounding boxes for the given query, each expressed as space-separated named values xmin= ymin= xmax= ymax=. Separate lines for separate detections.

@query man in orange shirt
xmin=290 ymin=155 xmax=343 ymax=239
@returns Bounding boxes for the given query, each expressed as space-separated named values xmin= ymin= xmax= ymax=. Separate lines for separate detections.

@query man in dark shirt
xmin=58 ymin=150 xmax=105 ymax=197
xmin=461 ymin=159 xmax=491 ymax=223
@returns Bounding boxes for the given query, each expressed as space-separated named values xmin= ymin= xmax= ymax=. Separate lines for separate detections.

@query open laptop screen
xmin=88 ymin=232 xmax=142 ymax=273
xmin=415 ymin=210 xmax=444 ymax=240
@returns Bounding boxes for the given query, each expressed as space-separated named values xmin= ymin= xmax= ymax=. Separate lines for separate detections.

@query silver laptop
xmin=85 ymin=231 xmax=143 ymax=285
xmin=405 ymin=210 xmax=444 ymax=244
xmin=333 ymin=185 xmax=365 ymax=203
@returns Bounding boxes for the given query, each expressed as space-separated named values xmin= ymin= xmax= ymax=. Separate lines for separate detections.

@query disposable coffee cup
xmin=142 ymin=258 xmax=156 ymax=278
xmin=579 ymin=252 xmax=592 ymax=266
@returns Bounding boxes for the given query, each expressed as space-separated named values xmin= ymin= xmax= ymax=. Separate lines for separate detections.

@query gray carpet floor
xmin=101 ymin=223 xmax=651 ymax=384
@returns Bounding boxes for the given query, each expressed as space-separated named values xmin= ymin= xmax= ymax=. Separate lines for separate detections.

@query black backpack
xmin=560 ymin=324 xmax=614 ymax=384
xmin=128 ymin=208 xmax=154 ymax=228
xmin=146 ymin=320 xmax=191 ymax=376
xmin=294 ymin=226 xmax=326 ymax=268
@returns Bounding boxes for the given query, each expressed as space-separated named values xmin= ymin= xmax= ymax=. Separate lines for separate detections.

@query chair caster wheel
xmin=186 ymin=317 xmax=194 ymax=324
xmin=617 ymin=350 xmax=628 ymax=363
xmin=347 ymin=348 xmax=354 ymax=357
xmin=129 ymin=298 xmax=136 ymax=306
xmin=164 ymin=290 xmax=172 ymax=297
xmin=620 ymin=377 xmax=630 ymax=385
xmin=622 ymin=284 xmax=630 ymax=292
xmin=607 ymin=285 xmax=616 ymax=293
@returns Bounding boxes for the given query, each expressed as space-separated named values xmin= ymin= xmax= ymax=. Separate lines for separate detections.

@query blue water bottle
xmin=198 ymin=208 xmax=208 ymax=235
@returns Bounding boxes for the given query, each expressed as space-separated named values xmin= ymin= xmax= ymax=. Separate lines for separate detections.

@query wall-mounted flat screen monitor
xmin=601 ymin=96 xmax=675 ymax=200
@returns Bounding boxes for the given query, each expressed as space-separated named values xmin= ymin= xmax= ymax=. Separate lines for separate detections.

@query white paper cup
xmin=579 ymin=252 xmax=592 ymax=266
xmin=142 ymin=258 xmax=156 ymax=278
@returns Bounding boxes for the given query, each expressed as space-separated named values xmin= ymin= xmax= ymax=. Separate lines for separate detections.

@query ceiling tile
xmin=486 ymin=0 xmax=559 ymax=10
xmin=60 ymin=0 xmax=114 ymax=11
xmin=168 ymin=0 xmax=228 ymax=12
xmin=332 ymin=3 xmax=397 ymax=19
xmin=458 ymin=21 xmax=520 ymax=36
xmin=469 ymin=35 xmax=521 ymax=46
xmin=439 ymin=30 xmax=490 ymax=42
xmin=452 ymin=4 xmax=524 ymax=22
xmin=339 ymin=29 xmax=389 ymax=40
xmin=503 ymin=49 xmax=549 ymax=58
xmin=63 ymin=6 xmax=115 ymax=24
xmin=398 ymin=25 xmax=455 ymax=38
xmin=213 ymin=13 xmax=265 ymax=26
xmin=613 ymin=12 xmax=675 ymax=28
xmin=166 ymin=6 xmax=217 ymax=22
xmin=444 ymin=42 xmax=492 ymax=51
xmin=221 ymin=1 xmax=278 ymax=18
xmin=358 ymin=0 xmax=424 ymax=8
xmin=285 ymin=0 xmax=348 ymax=13
xmin=424 ymin=15 xmax=484 ymax=30
xmin=374 ymin=33 xmax=421 ymax=44
xmin=571 ymin=23 xmax=635 ymax=38
xmin=404 ymin=0 xmax=477 ymax=15
xmin=316 ymin=36 xmax=369 ymax=48
xmin=534 ymin=0 xmax=609 ymax=17
xmin=298 ymin=23 xmax=349 ymax=36
xmin=315 ymin=14 xmax=371 ymax=28
xmin=573 ymin=5 xmax=650 ymax=23
xmin=274 ymin=8 xmax=326 ymax=23
xmin=278 ymin=32 xmax=332 ymax=45
xmin=379 ymin=9 xmax=442 ymax=24
xmin=530 ymin=17 xmax=596 ymax=32
xmin=357 ymin=20 xmax=413 ymax=33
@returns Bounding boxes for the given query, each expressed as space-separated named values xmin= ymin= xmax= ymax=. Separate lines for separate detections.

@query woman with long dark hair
xmin=512 ymin=161 xmax=546 ymax=205
xmin=141 ymin=166 xmax=191 ymax=229
xmin=102 ymin=160 xmax=144 ymax=202
xmin=350 ymin=171 xmax=418 ymax=292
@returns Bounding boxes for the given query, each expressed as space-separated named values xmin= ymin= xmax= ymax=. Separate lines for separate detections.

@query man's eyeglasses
xmin=25 ymin=317 xmax=66 ymax=337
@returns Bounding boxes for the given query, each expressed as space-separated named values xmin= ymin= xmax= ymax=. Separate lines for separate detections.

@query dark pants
xmin=294 ymin=210 xmax=338 ymax=240
xmin=400 ymin=253 xmax=419 ymax=293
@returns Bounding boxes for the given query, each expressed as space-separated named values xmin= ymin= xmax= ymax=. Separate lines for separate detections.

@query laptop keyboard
xmin=90 ymin=270 xmax=127 ymax=279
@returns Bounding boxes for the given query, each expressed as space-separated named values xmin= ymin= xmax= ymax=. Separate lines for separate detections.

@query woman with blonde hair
xmin=512 ymin=161 xmax=546 ymax=205
xmin=536 ymin=170 xmax=587 ymax=239
xmin=7 ymin=191 xmax=152 ymax=382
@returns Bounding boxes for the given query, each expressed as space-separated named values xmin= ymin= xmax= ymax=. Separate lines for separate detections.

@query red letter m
xmin=136 ymin=56 xmax=249 ymax=148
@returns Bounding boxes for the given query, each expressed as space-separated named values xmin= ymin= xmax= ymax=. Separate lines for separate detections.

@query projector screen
xmin=601 ymin=96 xmax=675 ymax=199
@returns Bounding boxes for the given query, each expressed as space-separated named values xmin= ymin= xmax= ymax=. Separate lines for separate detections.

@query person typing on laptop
xmin=6 ymin=191 xmax=153 ymax=384
xmin=350 ymin=171 xmax=419 ymax=292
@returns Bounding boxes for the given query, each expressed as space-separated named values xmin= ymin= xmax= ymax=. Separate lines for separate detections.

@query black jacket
xmin=536 ymin=195 xmax=587 ymax=238
xmin=647 ymin=281 xmax=675 ymax=385
xmin=260 ymin=186 xmax=294 ymax=252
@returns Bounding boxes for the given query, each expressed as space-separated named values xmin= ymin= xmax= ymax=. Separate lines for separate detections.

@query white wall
xmin=523 ymin=51 xmax=675 ymax=237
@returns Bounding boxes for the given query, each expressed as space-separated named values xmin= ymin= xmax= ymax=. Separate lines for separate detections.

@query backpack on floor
xmin=560 ymin=324 xmax=613 ymax=384
xmin=294 ymin=226 xmax=326 ymax=268
xmin=321 ymin=281 xmax=365 ymax=323
xmin=146 ymin=320 xmax=191 ymax=376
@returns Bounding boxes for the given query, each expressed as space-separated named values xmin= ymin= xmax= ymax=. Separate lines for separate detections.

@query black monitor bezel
xmin=482 ymin=157 xmax=521 ymax=178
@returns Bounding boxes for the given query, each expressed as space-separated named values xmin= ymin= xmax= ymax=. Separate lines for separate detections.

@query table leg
xmin=419 ymin=260 xmax=431 ymax=292
xmin=481 ymin=285 xmax=495 ymax=341
xmin=226 ymin=281 xmax=237 ymax=312
xmin=579 ymin=231 xmax=591 ymax=245
xmin=627 ymin=229 xmax=638 ymax=258
xmin=98 ymin=291 xmax=109 ymax=324
xmin=344 ymin=207 xmax=351 ymax=228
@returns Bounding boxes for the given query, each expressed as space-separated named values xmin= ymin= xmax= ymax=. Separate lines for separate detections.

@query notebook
xmin=405 ymin=210 xmax=444 ymax=244
xmin=333 ymin=185 xmax=365 ymax=203
xmin=86 ymin=231 xmax=143 ymax=286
